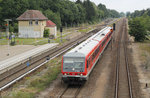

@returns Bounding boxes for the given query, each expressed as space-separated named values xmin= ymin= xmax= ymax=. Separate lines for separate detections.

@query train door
xmin=100 ymin=43 xmax=102 ymax=53
xmin=88 ymin=56 xmax=92 ymax=70
xmin=87 ymin=57 xmax=91 ymax=71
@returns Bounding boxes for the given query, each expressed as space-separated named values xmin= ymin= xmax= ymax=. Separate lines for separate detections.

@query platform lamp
xmin=4 ymin=19 xmax=12 ymax=39
xmin=60 ymin=26 xmax=63 ymax=43
xmin=4 ymin=19 xmax=12 ymax=56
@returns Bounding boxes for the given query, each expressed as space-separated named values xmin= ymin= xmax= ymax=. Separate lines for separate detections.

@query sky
xmin=70 ymin=0 xmax=150 ymax=12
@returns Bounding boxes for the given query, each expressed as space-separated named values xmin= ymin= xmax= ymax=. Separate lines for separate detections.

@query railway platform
xmin=0 ymin=43 xmax=58 ymax=75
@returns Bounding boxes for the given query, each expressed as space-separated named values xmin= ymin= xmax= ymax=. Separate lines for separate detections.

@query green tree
xmin=44 ymin=9 xmax=61 ymax=28
xmin=140 ymin=15 xmax=150 ymax=31
xmin=129 ymin=18 xmax=147 ymax=42
xmin=9 ymin=24 xmax=14 ymax=32
xmin=13 ymin=23 xmax=18 ymax=33
xmin=0 ymin=0 xmax=121 ymax=28
xmin=0 ymin=0 xmax=2 ymax=23
xmin=108 ymin=9 xmax=120 ymax=18
xmin=120 ymin=12 xmax=125 ymax=17
xmin=147 ymin=9 xmax=150 ymax=16
xmin=76 ymin=0 xmax=82 ymax=4
xmin=76 ymin=4 xmax=86 ymax=23
xmin=44 ymin=29 xmax=49 ymax=38
xmin=126 ymin=12 xmax=131 ymax=17
xmin=1 ymin=0 xmax=29 ymax=20
xmin=83 ymin=0 xmax=97 ymax=22
xmin=98 ymin=3 xmax=109 ymax=19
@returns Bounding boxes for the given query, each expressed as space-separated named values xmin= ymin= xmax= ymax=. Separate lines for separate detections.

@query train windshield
xmin=63 ymin=57 xmax=85 ymax=72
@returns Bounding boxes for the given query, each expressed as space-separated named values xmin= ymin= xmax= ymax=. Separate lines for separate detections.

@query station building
xmin=17 ymin=10 xmax=57 ymax=38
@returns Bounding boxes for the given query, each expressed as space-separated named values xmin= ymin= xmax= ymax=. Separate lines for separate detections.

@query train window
xmin=88 ymin=58 xmax=91 ymax=67
xmin=63 ymin=57 xmax=85 ymax=72
xmin=87 ymin=60 xmax=89 ymax=68
xmin=91 ymin=45 xmax=100 ymax=61
xmin=102 ymin=41 xmax=104 ymax=46
xmin=63 ymin=60 xmax=74 ymax=69
xmin=74 ymin=62 xmax=84 ymax=68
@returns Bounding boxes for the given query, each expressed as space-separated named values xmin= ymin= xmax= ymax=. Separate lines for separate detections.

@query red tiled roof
xmin=46 ymin=20 xmax=56 ymax=27
xmin=17 ymin=10 xmax=48 ymax=21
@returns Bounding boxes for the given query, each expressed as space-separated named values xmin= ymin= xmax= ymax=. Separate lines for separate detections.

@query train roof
xmin=63 ymin=26 xmax=112 ymax=58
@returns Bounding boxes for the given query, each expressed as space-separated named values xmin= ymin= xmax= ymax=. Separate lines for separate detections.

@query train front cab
xmin=61 ymin=53 xmax=88 ymax=83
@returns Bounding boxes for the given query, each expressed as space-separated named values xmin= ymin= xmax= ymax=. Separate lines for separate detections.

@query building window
xmin=35 ymin=20 xmax=38 ymax=25
xmin=29 ymin=20 xmax=32 ymax=25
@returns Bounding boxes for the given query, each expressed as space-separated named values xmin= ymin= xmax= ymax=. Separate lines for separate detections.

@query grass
xmin=29 ymin=65 xmax=61 ymax=91
xmin=139 ymin=43 xmax=150 ymax=54
xmin=0 ymin=37 xmax=68 ymax=45
xmin=78 ymin=27 xmax=92 ymax=33
xmin=3 ymin=91 xmax=34 ymax=98
xmin=2 ymin=57 xmax=62 ymax=98
xmin=139 ymin=42 xmax=150 ymax=69
xmin=0 ymin=38 xmax=48 ymax=45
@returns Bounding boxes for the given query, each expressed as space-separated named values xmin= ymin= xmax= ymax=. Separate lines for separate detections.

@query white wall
xmin=19 ymin=26 xmax=41 ymax=38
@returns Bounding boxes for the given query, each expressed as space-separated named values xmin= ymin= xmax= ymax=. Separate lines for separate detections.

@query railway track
xmin=57 ymin=84 xmax=82 ymax=98
xmin=0 ymin=27 xmax=101 ymax=91
xmin=114 ymin=18 xmax=133 ymax=98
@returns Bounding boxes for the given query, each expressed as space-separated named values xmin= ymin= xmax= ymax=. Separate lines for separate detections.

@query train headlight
xmin=67 ymin=73 xmax=70 ymax=75
xmin=64 ymin=73 xmax=67 ymax=75
xmin=80 ymin=74 xmax=83 ymax=76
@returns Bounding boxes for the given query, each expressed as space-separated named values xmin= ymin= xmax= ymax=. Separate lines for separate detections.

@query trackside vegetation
xmin=0 ymin=0 xmax=122 ymax=33
xmin=128 ymin=8 xmax=150 ymax=42
xmin=128 ymin=18 xmax=146 ymax=42
xmin=2 ymin=57 xmax=61 ymax=98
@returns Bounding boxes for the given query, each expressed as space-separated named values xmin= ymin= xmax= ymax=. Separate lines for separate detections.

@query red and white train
xmin=61 ymin=26 xmax=113 ymax=82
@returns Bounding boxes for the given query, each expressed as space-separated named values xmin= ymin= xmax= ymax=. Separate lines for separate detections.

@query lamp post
xmin=60 ymin=26 xmax=63 ymax=43
xmin=4 ymin=19 xmax=12 ymax=39
xmin=4 ymin=19 xmax=12 ymax=56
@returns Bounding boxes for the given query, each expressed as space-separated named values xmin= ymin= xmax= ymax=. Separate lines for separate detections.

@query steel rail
xmin=74 ymin=85 xmax=82 ymax=98
xmin=114 ymin=19 xmax=133 ymax=98
xmin=0 ymin=41 xmax=78 ymax=91
xmin=0 ymin=20 xmax=118 ymax=92
xmin=114 ymin=26 xmax=121 ymax=98
xmin=58 ymin=85 xmax=82 ymax=98
xmin=0 ymin=26 xmax=98 ymax=91
xmin=58 ymin=85 xmax=69 ymax=98
xmin=123 ymin=22 xmax=133 ymax=98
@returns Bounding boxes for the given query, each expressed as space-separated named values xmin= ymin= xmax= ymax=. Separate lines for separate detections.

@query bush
xmin=9 ymin=23 xmax=18 ymax=33
xmin=129 ymin=18 xmax=147 ymax=42
xmin=44 ymin=29 xmax=49 ymax=38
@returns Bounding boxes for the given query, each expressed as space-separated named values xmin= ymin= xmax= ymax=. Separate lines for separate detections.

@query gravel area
xmin=132 ymin=43 xmax=150 ymax=98
xmin=0 ymin=45 xmax=39 ymax=61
